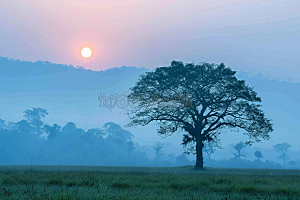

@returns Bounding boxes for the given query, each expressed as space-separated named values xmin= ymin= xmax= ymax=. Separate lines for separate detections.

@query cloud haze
xmin=1 ymin=0 xmax=300 ymax=81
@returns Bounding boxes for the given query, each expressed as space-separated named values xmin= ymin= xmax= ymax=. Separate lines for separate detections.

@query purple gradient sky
xmin=1 ymin=0 xmax=300 ymax=80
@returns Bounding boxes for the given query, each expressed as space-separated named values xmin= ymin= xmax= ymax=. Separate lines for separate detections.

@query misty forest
xmin=1 ymin=57 xmax=300 ymax=199
xmin=1 ymin=58 xmax=299 ymax=169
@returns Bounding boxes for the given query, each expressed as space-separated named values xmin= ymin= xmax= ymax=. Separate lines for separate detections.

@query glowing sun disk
xmin=81 ymin=47 xmax=92 ymax=58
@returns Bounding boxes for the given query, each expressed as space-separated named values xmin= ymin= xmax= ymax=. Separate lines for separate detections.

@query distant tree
xmin=254 ymin=150 xmax=263 ymax=160
xmin=86 ymin=128 xmax=103 ymax=135
xmin=167 ymin=154 xmax=177 ymax=163
xmin=62 ymin=122 xmax=77 ymax=133
xmin=80 ymin=128 xmax=104 ymax=160
xmin=85 ymin=128 xmax=105 ymax=139
xmin=175 ymin=154 xmax=192 ymax=166
xmin=6 ymin=121 xmax=17 ymax=130
xmin=0 ymin=118 xmax=5 ymax=130
xmin=23 ymin=107 xmax=48 ymax=139
xmin=44 ymin=124 xmax=61 ymax=140
xmin=289 ymin=160 xmax=296 ymax=168
xmin=273 ymin=142 xmax=291 ymax=168
xmin=60 ymin=122 xmax=85 ymax=160
xmin=232 ymin=141 xmax=247 ymax=159
xmin=0 ymin=119 xmax=16 ymax=131
xmin=127 ymin=141 xmax=136 ymax=156
xmin=103 ymin=122 xmax=134 ymax=147
xmin=152 ymin=142 xmax=164 ymax=160
xmin=203 ymin=140 xmax=221 ymax=160
xmin=126 ymin=61 xmax=273 ymax=170
xmin=61 ymin=122 xmax=85 ymax=139
xmin=16 ymin=120 xmax=33 ymax=134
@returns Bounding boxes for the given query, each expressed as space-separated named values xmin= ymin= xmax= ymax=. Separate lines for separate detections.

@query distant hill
xmin=0 ymin=57 xmax=300 ymax=152
xmin=0 ymin=57 xmax=150 ymax=132
xmin=0 ymin=57 xmax=149 ymax=92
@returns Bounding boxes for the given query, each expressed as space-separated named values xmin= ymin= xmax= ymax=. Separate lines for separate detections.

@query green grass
xmin=0 ymin=165 xmax=299 ymax=199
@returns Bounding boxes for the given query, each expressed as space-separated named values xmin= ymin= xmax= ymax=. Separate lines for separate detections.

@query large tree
xmin=23 ymin=107 xmax=48 ymax=139
xmin=126 ymin=61 xmax=273 ymax=170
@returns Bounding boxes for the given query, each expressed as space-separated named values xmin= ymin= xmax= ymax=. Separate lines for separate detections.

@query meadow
xmin=0 ymin=165 xmax=299 ymax=200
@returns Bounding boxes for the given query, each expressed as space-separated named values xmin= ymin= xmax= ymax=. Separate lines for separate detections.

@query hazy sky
xmin=1 ymin=0 xmax=300 ymax=81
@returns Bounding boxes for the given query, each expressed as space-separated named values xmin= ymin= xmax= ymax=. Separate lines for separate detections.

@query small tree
xmin=7 ymin=122 xmax=17 ymax=130
xmin=175 ymin=154 xmax=192 ymax=166
xmin=289 ymin=160 xmax=296 ymax=168
xmin=103 ymin=122 xmax=134 ymax=147
xmin=16 ymin=120 xmax=33 ymax=135
xmin=254 ymin=150 xmax=263 ymax=160
xmin=152 ymin=142 xmax=164 ymax=160
xmin=62 ymin=122 xmax=77 ymax=133
xmin=127 ymin=141 xmax=136 ymax=156
xmin=273 ymin=142 xmax=291 ymax=168
xmin=44 ymin=124 xmax=61 ymax=140
xmin=167 ymin=154 xmax=177 ymax=163
xmin=23 ymin=107 xmax=48 ymax=139
xmin=0 ymin=118 xmax=5 ymax=130
xmin=203 ymin=140 xmax=221 ymax=160
xmin=86 ymin=128 xmax=104 ymax=138
xmin=232 ymin=141 xmax=247 ymax=159
xmin=61 ymin=122 xmax=85 ymax=145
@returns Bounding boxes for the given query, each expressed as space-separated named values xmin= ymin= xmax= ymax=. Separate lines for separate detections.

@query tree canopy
xmin=126 ymin=61 xmax=273 ymax=170
xmin=23 ymin=107 xmax=48 ymax=139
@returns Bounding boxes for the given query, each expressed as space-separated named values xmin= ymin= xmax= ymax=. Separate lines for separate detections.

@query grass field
xmin=0 ymin=165 xmax=299 ymax=200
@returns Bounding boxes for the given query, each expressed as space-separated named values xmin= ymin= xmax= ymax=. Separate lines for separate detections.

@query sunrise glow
xmin=81 ymin=47 xmax=92 ymax=58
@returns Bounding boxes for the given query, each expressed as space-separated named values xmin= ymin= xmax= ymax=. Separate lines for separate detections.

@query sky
xmin=1 ymin=1 xmax=300 ymax=163
xmin=1 ymin=0 xmax=300 ymax=81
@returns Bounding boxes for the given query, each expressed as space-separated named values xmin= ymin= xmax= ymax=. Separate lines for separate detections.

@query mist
xmin=1 ymin=57 xmax=299 ymax=169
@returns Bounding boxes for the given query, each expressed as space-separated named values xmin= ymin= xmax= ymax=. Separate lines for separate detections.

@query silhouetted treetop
xmin=126 ymin=60 xmax=273 ymax=170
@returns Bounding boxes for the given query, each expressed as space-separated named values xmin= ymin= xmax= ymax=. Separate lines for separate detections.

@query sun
xmin=81 ymin=47 xmax=92 ymax=58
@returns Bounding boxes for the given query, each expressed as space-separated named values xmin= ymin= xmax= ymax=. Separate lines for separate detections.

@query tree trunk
xmin=195 ymin=138 xmax=204 ymax=170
